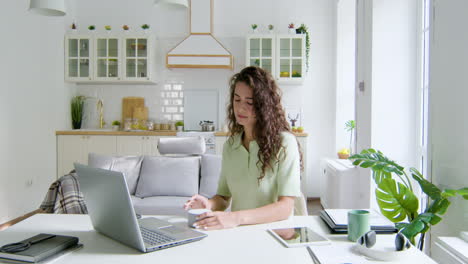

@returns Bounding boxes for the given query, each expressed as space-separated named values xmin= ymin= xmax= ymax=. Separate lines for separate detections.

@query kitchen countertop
xmin=56 ymin=130 xmax=308 ymax=137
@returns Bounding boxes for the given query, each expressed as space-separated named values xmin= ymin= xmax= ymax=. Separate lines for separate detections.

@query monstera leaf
xmin=350 ymin=149 xmax=405 ymax=185
xmin=376 ymin=178 xmax=419 ymax=222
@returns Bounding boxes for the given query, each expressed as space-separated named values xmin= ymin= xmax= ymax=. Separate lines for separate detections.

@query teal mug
xmin=348 ymin=210 xmax=371 ymax=242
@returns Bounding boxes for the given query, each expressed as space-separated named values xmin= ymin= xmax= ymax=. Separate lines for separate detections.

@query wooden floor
xmin=307 ymin=198 xmax=323 ymax=216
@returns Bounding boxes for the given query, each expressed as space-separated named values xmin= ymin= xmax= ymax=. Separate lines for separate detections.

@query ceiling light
xmin=154 ymin=0 xmax=188 ymax=9
xmin=29 ymin=0 xmax=66 ymax=16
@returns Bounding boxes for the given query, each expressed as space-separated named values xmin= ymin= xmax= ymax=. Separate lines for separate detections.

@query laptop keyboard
xmin=140 ymin=226 xmax=176 ymax=246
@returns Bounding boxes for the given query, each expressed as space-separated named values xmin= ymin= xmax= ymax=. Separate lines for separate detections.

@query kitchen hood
xmin=166 ymin=0 xmax=233 ymax=69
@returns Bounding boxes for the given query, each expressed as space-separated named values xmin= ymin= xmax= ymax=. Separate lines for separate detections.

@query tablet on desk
xmin=268 ymin=227 xmax=331 ymax=247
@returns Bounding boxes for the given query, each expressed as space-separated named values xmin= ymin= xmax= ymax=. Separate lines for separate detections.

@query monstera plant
xmin=349 ymin=149 xmax=468 ymax=249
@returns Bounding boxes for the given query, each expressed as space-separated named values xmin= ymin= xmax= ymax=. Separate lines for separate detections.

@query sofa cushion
xmin=88 ymin=153 xmax=143 ymax=195
xmin=135 ymin=156 xmax=200 ymax=198
xmin=131 ymin=195 xmax=189 ymax=216
xmin=158 ymin=137 xmax=206 ymax=155
xmin=199 ymin=154 xmax=222 ymax=198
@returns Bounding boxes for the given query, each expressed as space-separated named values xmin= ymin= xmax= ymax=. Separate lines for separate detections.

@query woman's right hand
xmin=183 ymin=194 xmax=211 ymax=210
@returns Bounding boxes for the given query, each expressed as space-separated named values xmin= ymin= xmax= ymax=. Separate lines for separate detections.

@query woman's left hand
xmin=193 ymin=211 xmax=240 ymax=230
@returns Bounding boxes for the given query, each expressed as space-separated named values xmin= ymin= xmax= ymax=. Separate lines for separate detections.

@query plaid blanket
xmin=40 ymin=172 xmax=88 ymax=214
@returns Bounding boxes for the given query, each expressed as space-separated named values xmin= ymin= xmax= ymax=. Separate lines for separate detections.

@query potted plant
xmin=288 ymin=23 xmax=295 ymax=34
xmin=112 ymin=120 xmax=121 ymax=131
xmin=88 ymin=25 xmax=95 ymax=31
xmin=349 ymin=149 xmax=468 ymax=249
xmin=251 ymin=24 xmax=258 ymax=33
xmin=71 ymin=96 xmax=85 ymax=129
xmin=344 ymin=120 xmax=355 ymax=154
xmin=296 ymin=23 xmax=311 ymax=73
xmin=268 ymin=24 xmax=274 ymax=33
xmin=141 ymin=24 xmax=150 ymax=33
xmin=175 ymin=121 xmax=184 ymax=131
xmin=104 ymin=25 xmax=111 ymax=31
xmin=122 ymin=25 xmax=129 ymax=31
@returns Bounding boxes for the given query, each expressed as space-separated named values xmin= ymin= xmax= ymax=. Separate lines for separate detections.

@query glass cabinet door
xmin=66 ymin=36 xmax=91 ymax=80
xmin=124 ymin=37 xmax=149 ymax=80
xmin=95 ymin=37 xmax=120 ymax=79
xmin=247 ymin=36 xmax=274 ymax=74
xmin=277 ymin=35 xmax=305 ymax=82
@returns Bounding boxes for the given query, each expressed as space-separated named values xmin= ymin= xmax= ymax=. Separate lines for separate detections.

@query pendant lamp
xmin=154 ymin=0 xmax=188 ymax=9
xmin=29 ymin=0 xmax=66 ymax=16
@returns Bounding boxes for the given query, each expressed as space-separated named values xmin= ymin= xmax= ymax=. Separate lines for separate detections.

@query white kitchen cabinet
xmin=65 ymin=35 xmax=92 ymax=81
xmin=246 ymin=34 xmax=306 ymax=84
xmin=57 ymin=135 xmax=117 ymax=178
xmin=64 ymin=34 xmax=155 ymax=83
xmin=116 ymin=136 xmax=160 ymax=156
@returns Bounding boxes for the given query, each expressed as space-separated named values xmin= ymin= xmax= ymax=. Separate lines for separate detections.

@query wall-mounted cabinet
xmin=246 ymin=34 xmax=306 ymax=84
xmin=65 ymin=34 xmax=155 ymax=84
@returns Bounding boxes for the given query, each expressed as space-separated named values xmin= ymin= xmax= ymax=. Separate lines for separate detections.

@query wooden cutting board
xmin=122 ymin=97 xmax=145 ymax=123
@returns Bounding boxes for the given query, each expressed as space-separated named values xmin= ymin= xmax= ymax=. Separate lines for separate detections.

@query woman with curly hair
xmin=184 ymin=66 xmax=302 ymax=230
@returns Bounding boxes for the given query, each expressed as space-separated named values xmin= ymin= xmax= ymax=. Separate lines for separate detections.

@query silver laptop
xmin=74 ymin=163 xmax=207 ymax=253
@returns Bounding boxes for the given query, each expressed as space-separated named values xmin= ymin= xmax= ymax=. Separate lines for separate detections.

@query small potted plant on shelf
xmin=141 ymin=24 xmax=150 ymax=34
xmin=251 ymin=24 xmax=258 ymax=33
xmin=296 ymin=23 xmax=311 ymax=73
xmin=88 ymin=25 xmax=95 ymax=31
xmin=122 ymin=25 xmax=130 ymax=31
xmin=288 ymin=23 xmax=295 ymax=34
xmin=349 ymin=149 xmax=468 ymax=250
xmin=175 ymin=121 xmax=184 ymax=131
xmin=104 ymin=25 xmax=111 ymax=32
xmin=268 ymin=24 xmax=274 ymax=33
xmin=71 ymin=96 xmax=85 ymax=129
xmin=112 ymin=120 xmax=121 ymax=131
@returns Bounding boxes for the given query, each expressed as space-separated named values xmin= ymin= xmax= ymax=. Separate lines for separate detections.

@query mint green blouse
xmin=216 ymin=132 xmax=301 ymax=212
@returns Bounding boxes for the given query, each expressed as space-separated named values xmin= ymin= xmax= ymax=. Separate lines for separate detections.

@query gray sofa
xmin=87 ymin=137 xmax=222 ymax=216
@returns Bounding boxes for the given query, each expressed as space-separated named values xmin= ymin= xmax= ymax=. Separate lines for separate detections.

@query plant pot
xmin=288 ymin=28 xmax=295 ymax=34
xmin=337 ymin=153 xmax=350 ymax=159
xmin=72 ymin=121 xmax=81 ymax=130
xmin=176 ymin=126 xmax=183 ymax=132
xmin=112 ymin=125 xmax=120 ymax=131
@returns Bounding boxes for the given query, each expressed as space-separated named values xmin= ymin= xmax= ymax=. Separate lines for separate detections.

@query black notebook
xmin=320 ymin=209 xmax=398 ymax=234
xmin=0 ymin=233 xmax=79 ymax=263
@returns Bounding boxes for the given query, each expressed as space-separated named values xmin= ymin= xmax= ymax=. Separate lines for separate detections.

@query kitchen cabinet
xmin=246 ymin=34 xmax=306 ymax=84
xmin=116 ymin=136 xmax=160 ymax=156
xmin=57 ymin=135 xmax=117 ymax=178
xmin=65 ymin=35 xmax=92 ymax=81
xmin=64 ymin=34 xmax=155 ymax=83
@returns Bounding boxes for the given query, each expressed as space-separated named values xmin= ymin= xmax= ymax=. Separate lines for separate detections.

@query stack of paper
xmin=320 ymin=209 xmax=397 ymax=234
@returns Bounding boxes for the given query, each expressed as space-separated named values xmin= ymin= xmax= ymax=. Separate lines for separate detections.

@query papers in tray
xmin=320 ymin=209 xmax=397 ymax=234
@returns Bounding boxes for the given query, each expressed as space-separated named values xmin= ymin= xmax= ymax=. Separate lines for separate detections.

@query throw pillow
xmin=199 ymin=154 xmax=222 ymax=198
xmin=135 ymin=156 xmax=200 ymax=198
xmin=88 ymin=153 xmax=143 ymax=195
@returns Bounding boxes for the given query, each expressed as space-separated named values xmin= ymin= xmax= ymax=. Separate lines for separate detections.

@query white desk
xmin=0 ymin=214 xmax=437 ymax=264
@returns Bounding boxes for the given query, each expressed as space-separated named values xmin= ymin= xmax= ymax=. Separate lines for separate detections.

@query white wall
xmin=0 ymin=1 xmax=72 ymax=222
xmin=371 ymin=0 xmax=419 ymax=168
xmin=335 ymin=0 xmax=356 ymax=153
xmin=72 ymin=0 xmax=337 ymax=197
xmin=429 ymin=0 xmax=468 ymax=249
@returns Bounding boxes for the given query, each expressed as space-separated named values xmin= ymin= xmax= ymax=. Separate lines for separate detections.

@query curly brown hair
xmin=227 ymin=66 xmax=303 ymax=182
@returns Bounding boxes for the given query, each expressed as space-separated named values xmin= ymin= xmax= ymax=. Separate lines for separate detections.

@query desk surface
xmin=0 ymin=214 xmax=436 ymax=264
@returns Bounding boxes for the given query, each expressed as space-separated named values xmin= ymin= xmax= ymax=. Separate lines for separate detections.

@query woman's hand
xmin=193 ymin=211 xmax=240 ymax=230
xmin=183 ymin=194 xmax=211 ymax=210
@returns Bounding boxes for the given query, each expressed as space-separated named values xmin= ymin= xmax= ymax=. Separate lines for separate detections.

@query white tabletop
xmin=0 ymin=214 xmax=437 ymax=264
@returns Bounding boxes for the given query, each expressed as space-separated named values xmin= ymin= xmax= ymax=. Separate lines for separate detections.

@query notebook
xmin=74 ymin=163 xmax=207 ymax=253
xmin=0 ymin=234 xmax=79 ymax=263
xmin=320 ymin=209 xmax=397 ymax=234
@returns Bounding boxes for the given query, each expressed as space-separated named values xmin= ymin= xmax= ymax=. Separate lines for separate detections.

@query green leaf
xmin=442 ymin=187 xmax=468 ymax=199
xmin=360 ymin=161 xmax=375 ymax=168
xmin=401 ymin=219 xmax=426 ymax=241
xmin=427 ymin=198 xmax=451 ymax=215
xmin=395 ymin=222 xmax=409 ymax=231
xmin=410 ymin=168 xmax=442 ymax=200
xmin=376 ymin=179 xmax=419 ymax=223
